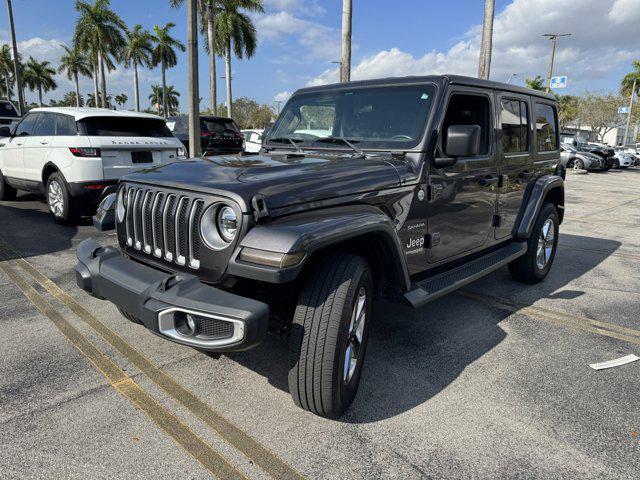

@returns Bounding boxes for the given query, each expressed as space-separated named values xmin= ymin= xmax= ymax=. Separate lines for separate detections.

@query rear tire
xmin=508 ymin=202 xmax=559 ymax=284
xmin=46 ymin=173 xmax=81 ymax=224
xmin=0 ymin=170 xmax=17 ymax=201
xmin=288 ymin=254 xmax=373 ymax=418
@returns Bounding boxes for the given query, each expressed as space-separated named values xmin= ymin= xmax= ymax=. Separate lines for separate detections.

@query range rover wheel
xmin=47 ymin=173 xmax=80 ymax=224
xmin=288 ymin=253 xmax=372 ymax=418
xmin=0 ymin=170 xmax=17 ymax=201
xmin=508 ymin=202 xmax=559 ymax=284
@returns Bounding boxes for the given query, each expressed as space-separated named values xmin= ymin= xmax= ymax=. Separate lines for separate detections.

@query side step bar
xmin=404 ymin=242 xmax=527 ymax=308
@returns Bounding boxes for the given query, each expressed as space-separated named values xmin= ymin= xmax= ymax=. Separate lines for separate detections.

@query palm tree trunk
xmin=93 ymin=60 xmax=99 ymax=107
xmin=225 ymin=41 xmax=232 ymax=118
xmin=478 ymin=0 xmax=495 ymax=80
xmin=187 ymin=0 xmax=201 ymax=157
xmin=133 ymin=62 xmax=140 ymax=112
xmin=38 ymin=85 xmax=43 ymax=107
xmin=4 ymin=72 xmax=11 ymax=101
xmin=161 ymin=58 xmax=168 ymax=118
xmin=98 ymin=52 xmax=107 ymax=108
xmin=7 ymin=0 xmax=24 ymax=115
xmin=340 ymin=0 xmax=352 ymax=82
xmin=206 ymin=5 xmax=217 ymax=114
xmin=74 ymin=72 xmax=81 ymax=107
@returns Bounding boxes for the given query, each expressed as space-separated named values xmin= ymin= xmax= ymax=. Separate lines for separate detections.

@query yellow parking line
xmin=459 ymin=291 xmax=640 ymax=346
xmin=0 ymin=257 xmax=247 ymax=480
xmin=0 ymin=239 xmax=304 ymax=480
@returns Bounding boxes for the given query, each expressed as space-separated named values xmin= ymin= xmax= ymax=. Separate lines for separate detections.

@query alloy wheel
xmin=536 ymin=218 xmax=555 ymax=270
xmin=48 ymin=180 xmax=65 ymax=217
xmin=343 ymin=287 xmax=366 ymax=384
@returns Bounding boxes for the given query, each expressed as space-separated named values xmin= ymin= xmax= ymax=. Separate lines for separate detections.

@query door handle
xmin=519 ymin=170 xmax=535 ymax=179
xmin=478 ymin=175 xmax=499 ymax=187
xmin=40 ymin=141 xmax=49 ymax=145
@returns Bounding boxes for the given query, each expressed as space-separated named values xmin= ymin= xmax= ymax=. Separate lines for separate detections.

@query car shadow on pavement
xmin=223 ymin=233 xmax=621 ymax=423
xmin=0 ymin=200 xmax=86 ymax=261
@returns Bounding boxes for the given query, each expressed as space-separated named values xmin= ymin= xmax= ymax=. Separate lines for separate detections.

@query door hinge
xmin=427 ymin=184 xmax=444 ymax=202
xmin=426 ymin=232 xmax=441 ymax=248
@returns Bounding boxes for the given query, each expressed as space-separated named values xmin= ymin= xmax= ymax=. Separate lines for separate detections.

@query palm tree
xmin=114 ymin=93 xmax=128 ymax=108
xmin=87 ymin=92 xmax=111 ymax=107
xmin=60 ymin=91 xmax=84 ymax=107
xmin=23 ymin=57 xmax=57 ymax=106
xmin=122 ymin=24 xmax=153 ymax=112
xmin=477 ymin=0 xmax=495 ymax=80
xmin=58 ymin=44 xmax=92 ymax=107
xmin=620 ymin=61 xmax=640 ymax=146
xmin=74 ymin=0 xmax=127 ymax=108
xmin=215 ymin=0 xmax=263 ymax=118
xmin=525 ymin=75 xmax=545 ymax=91
xmin=151 ymin=22 xmax=185 ymax=118
xmin=149 ymin=84 xmax=179 ymax=115
xmin=0 ymin=44 xmax=14 ymax=101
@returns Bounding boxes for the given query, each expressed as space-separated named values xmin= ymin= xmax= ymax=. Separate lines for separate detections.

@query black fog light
xmin=175 ymin=311 xmax=200 ymax=336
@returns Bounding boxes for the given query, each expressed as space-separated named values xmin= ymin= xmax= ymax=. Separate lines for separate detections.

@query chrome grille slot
xmin=121 ymin=186 xmax=206 ymax=270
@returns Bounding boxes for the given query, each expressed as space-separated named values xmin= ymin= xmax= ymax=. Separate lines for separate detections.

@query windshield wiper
xmin=316 ymin=136 xmax=366 ymax=157
xmin=269 ymin=136 xmax=304 ymax=153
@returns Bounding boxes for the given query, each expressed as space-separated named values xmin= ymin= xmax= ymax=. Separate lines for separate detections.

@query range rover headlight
xmin=116 ymin=187 xmax=126 ymax=222
xmin=217 ymin=206 xmax=237 ymax=242
xmin=200 ymin=203 xmax=239 ymax=250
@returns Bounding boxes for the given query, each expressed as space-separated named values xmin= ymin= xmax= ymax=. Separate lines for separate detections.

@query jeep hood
xmin=123 ymin=152 xmax=416 ymax=211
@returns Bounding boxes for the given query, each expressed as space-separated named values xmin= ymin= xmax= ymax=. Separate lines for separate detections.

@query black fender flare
xmin=227 ymin=204 xmax=411 ymax=290
xmin=515 ymin=174 xmax=564 ymax=239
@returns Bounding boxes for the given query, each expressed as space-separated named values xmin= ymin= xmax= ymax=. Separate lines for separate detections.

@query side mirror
xmin=445 ymin=125 xmax=481 ymax=157
xmin=0 ymin=126 xmax=12 ymax=138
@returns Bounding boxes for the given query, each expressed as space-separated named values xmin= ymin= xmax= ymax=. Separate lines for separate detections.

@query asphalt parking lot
xmin=1 ymin=169 xmax=639 ymax=479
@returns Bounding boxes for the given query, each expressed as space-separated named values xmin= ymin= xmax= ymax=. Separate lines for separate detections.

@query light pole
xmin=543 ymin=33 xmax=571 ymax=93
xmin=478 ymin=0 xmax=495 ymax=80
xmin=623 ymin=77 xmax=636 ymax=146
xmin=506 ymin=73 xmax=518 ymax=84
xmin=6 ymin=0 xmax=24 ymax=115
xmin=340 ymin=0 xmax=352 ymax=82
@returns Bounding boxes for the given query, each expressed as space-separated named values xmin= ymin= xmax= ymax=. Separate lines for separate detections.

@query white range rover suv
xmin=0 ymin=107 xmax=186 ymax=223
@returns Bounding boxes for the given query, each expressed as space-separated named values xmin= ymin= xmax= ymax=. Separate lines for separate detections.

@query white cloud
xmin=264 ymin=0 xmax=325 ymax=16
xmin=308 ymin=0 xmax=640 ymax=92
xmin=274 ymin=90 xmax=292 ymax=103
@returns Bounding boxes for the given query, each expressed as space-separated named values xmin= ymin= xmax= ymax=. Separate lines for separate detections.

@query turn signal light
xmin=69 ymin=147 xmax=101 ymax=157
xmin=238 ymin=247 xmax=304 ymax=268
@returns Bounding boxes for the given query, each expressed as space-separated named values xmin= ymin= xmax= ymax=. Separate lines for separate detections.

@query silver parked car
xmin=560 ymin=144 xmax=605 ymax=171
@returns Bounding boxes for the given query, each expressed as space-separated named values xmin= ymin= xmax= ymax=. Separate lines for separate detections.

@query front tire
xmin=508 ymin=202 xmax=559 ymax=284
xmin=46 ymin=173 xmax=80 ymax=224
xmin=0 ymin=170 xmax=17 ymax=201
xmin=288 ymin=254 xmax=373 ymax=418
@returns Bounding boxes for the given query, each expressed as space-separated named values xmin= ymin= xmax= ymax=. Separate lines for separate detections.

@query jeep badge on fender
xmin=75 ymin=75 xmax=564 ymax=418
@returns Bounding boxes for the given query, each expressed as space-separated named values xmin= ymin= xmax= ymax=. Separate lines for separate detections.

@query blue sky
xmin=1 ymin=0 xmax=638 ymax=111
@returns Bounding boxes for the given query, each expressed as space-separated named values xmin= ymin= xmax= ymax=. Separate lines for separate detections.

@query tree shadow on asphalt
xmin=0 ymin=195 xmax=93 ymax=261
xmin=222 ymin=233 xmax=621 ymax=423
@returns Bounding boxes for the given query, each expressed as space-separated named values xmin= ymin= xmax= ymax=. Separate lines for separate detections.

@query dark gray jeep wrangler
xmin=76 ymin=75 xmax=565 ymax=418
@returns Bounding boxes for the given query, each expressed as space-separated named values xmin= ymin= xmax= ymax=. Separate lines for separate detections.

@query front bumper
xmin=75 ymin=239 xmax=269 ymax=352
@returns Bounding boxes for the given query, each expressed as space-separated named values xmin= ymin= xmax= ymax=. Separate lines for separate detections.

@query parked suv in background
xmin=167 ymin=115 xmax=244 ymax=155
xmin=0 ymin=100 xmax=20 ymax=125
xmin=0 ymin=107 xmax=185 ymax=223
xmin=241 ymin=128 xmax=264 ymax=153
xmin=576 ymin=143 xmax=615 ymax=169
xmin=77 ymin=76 xmax=564 ymax=417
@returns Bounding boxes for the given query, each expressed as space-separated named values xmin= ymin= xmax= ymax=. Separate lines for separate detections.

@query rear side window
xmin=535 ymin=103 xmax=558 ymax=152
xmin=14 ymin=113 xmax=39 ymax=136
xmin=80 ymin=117 xmax=173 ymax=137
xmin=202 ymin=119 xmax=240 ymax=135
xmin=500 ymin=99 xmax=529 ymax=153
xmin=33 ymin=113 xmax=56 ymax=136
xmin=55 ymin=114 xmax=77 ymax=135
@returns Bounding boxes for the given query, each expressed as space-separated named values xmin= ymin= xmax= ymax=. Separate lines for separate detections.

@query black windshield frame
xmin=266 ymin=83 xmax=437 ymax=152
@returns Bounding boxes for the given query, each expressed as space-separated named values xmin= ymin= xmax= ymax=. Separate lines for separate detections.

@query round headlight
xmin=217 ymin=206 xmax=237 ymax=242
xmin=116 ymin=188 xmax=126 ymax=223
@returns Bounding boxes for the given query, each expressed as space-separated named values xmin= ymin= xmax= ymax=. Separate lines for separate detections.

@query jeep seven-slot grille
xmin=123 ymin=186 xmax=204 ymax=270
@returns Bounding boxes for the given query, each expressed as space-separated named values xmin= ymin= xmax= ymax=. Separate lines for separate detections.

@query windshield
xmin=267 ymin=84 xmax=436 ymax=150
xmin=202 ymin=118 xmax=239 ymax=135
xmin=81 ymin=117 xmax=173 ymax=137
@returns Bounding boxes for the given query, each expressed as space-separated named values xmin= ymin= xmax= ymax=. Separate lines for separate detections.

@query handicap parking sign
xmin=550 ymin=76 xmax=567 ymax=89
xmin=618 ymin=106 xmax=630 ymax=114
